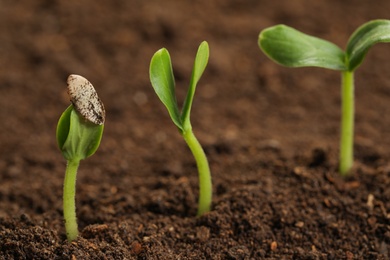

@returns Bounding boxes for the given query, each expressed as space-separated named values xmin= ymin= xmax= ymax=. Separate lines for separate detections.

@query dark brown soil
xmin=1 ymin=0 xmax=390 ymax=259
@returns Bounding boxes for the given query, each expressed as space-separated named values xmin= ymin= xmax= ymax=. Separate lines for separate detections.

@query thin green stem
xmin=339 ymin=71 xmax=354 ymax=176
xmin=182 ymin=129 xmax=212 ymax=216
xmin=63 ymin=159 xmax=80 ymax=241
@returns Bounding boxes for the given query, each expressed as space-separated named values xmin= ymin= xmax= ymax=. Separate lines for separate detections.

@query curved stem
xmin=339 ymin=71 xmax=354 ymax=176
xmin=63 ymin=159 xmax=80 ymax=241
xmin=182 ymin=129 xmax=212 ymax=216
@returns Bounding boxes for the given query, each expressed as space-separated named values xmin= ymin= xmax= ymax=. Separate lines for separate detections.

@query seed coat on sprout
xmin=57 ymin=74 xmax=105 ymax=241
xmin=67 ymin=74 xmax=105 ymax=125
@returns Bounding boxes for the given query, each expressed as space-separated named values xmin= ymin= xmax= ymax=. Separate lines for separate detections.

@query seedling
xmin=56 ymin=75 xmax=105 ymax=241
xmin=149 ymin=41 xmax=212 ymax=216
xmin=258 ymin=19 xmax=390 ymax=176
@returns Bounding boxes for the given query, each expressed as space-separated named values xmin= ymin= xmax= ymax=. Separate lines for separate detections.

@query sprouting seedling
xmin=149 ymin=41 xmax=212 ymax=216
xmin=258 ymin=19 xmax=390 ymax=176
xmin=56 ymin=74 xmax=105 ymax=241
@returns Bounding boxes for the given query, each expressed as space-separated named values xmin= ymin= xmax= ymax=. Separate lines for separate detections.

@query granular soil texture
xmin=1 ymin=0 xmax=390 ymax=259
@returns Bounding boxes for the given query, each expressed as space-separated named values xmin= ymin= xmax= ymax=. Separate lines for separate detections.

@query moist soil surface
xmin=1 ymin=1 xmax=390 ymax=259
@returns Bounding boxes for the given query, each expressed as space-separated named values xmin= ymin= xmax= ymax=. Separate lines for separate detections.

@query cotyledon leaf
xmin=346 ymin=19 xmax=390 ymax=71
xmin=181 ymin=41 xmax=210 ymax=129
xmin=150 ymin=48 xmax=183 ymax=130
xmin=259 ymin=25 xmax=346 ymax=71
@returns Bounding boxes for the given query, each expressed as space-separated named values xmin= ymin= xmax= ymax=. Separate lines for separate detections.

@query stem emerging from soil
xmin=63 ymin=159 xmax=80 ymax=241
xmin=182 ymin=129 xmax=212 ymax=216
xmin=339 ymin=70 xmax=354 ymax=176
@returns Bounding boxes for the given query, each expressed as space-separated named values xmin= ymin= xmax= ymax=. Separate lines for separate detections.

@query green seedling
xmin=258 ymin=19 xmax=390 ymax=176
xmin=56 ymin=74 xmax=105 ymax=241
xmin=149 ymin=41 xmax=212 ymax=216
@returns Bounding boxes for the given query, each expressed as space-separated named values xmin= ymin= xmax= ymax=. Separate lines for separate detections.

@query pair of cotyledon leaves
xmin=57 ymin=105 xmax=104 ymax=161
xmin=149 ymin=41 xmax=209 ymax=133
xmin=259 ymin=19 xmax=390 ymax=71
xmin=57 ymin=75 xmax=105 ymax=161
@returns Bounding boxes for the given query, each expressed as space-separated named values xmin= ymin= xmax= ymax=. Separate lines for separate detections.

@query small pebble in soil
xmin=270 ymin=241 xmax=277 ymax=251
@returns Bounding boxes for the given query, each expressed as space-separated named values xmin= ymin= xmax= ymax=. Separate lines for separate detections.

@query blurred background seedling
xmin=258 ymin=19 xmax=390 ymax=176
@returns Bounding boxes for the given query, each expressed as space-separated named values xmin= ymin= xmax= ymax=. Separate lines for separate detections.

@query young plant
xmin=149 ymin=41 xmax=212 ymax=216
xmin=258 ymin=19 xmax=390 ymax=176
xmin=56 ymin=75 xmax=105 ymax=241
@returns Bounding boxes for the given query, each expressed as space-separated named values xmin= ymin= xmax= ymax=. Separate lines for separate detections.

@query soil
xmin=1 ymin=0 xmax=390 ymax=259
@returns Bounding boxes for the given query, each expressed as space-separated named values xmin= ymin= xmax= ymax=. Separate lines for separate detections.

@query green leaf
xmin=181 ymin=41 xmax=210 ymax=129
xmin=259 ymin=25 xmax=346 ymax=70
xmin=57 ymin=105 xmax=104 ymax=161
xmin=150 ymin=48 xmax=183 ymax=130
xmin=57 ymin=105 xmax=73 ymax=150
xmin=346 ymin=19 xmax=390 ymax=71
